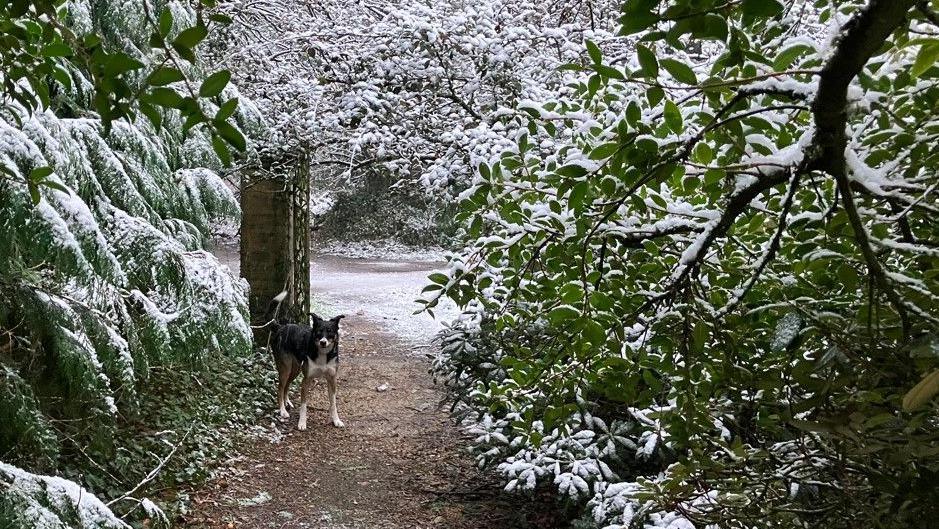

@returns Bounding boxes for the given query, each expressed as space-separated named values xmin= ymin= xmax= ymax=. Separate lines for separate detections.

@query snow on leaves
xmin=429 ymin=1 xmax=939 ymax=527
xmin=1 ymin=0 xmax=263 ymax=522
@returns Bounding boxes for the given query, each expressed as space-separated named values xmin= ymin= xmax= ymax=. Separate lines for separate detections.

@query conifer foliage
xmin=0 ymin=0 xmax=262 ymax=525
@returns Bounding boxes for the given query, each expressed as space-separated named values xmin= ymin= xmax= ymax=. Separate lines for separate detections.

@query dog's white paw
xmin=297 ymin=420 xmax=307 ymax=431
xmin=279 ymin=409 xmax=289 ymax=420
xmin=332 ymin=418 xmax=345 ymax=428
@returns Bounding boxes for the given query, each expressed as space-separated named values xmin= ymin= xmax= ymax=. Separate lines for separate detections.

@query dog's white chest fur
xmin=304 ymin=349 xmax=337 ymax=379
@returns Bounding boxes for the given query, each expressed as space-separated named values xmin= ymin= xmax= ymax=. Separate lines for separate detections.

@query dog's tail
xmin=268 ymin=291 xmax=287 ymax=330
xmin=253 ymin=290 xmax=288 ymax=331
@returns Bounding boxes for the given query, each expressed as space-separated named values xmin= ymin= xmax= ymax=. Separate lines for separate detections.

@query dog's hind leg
xmin=284 ymin=365 xmax=300 ymax=409
xmin=326 ymin=372 xmax=344 ymax=428
xmin=298 ymin=374 xmax=312 ymax=431
xmin=276 ymin=361 xmax=292 ymax=420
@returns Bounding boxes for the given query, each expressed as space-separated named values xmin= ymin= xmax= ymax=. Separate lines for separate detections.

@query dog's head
xmin=311 ymin=314 xmax=344 ymax=351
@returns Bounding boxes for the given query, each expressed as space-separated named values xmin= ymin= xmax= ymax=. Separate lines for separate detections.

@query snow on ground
xmin=315 ymin=239 xmax=450 ymax=262
xmin=206 ymin=237 xmax=459 ymax=344
xmin=310 ymin=254 xmax=459 ymax=346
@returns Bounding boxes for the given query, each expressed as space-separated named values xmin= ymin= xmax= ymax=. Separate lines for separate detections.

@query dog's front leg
xmin=298 ymin=375 xmax=312 ymax=431
xmin=326 ymin=373 xmax=344 ymax=428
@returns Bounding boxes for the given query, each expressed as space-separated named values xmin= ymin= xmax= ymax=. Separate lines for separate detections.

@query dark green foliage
xmin=0 ymin=0 xmax=265 ymax=526
xmin=0 ymin=0 xmax=247 ymax=188
xmin=316 ymin=172 xmax=460 ymax=247
xmin=428 ymin=1 xmax=939 ymax=527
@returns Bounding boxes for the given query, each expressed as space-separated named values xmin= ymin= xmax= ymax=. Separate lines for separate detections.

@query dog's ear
xmin=311 ymin=313 xmax=323 ymax=323
xmin=330 ymin=315 xmax=345 ymax=323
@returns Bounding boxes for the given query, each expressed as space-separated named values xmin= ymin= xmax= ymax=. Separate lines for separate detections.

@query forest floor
xmin=185 ymin=248 xmax=565 ymax=528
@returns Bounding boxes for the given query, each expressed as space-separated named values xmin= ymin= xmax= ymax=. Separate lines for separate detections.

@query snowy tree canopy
xmin=210 ymin=0 xmax=623 ymax=193
xmin=1 ymin=1 xmax=262 ymax=526
xmin=427 ymin=0 xmax=939 ymax=527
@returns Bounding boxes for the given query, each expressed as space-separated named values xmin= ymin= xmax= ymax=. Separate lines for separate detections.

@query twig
xmin=106 ymin=426 xmax=194 ymax=507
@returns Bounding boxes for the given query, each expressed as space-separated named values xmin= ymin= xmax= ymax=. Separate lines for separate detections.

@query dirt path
xmin=187 ymin=251 xmax=556 ymax=528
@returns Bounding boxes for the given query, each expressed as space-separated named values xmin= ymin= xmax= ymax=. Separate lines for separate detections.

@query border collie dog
xmin=268 ymin=292 xmax=345 ymax=430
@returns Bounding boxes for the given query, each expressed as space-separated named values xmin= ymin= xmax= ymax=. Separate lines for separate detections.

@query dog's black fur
xmin=265 ymin=292 xmax=344 ymax=364
xmin=265 ymin=292 xmax=346 ymax=429
xmin=270 ymin=315 xmax=343 ymax=365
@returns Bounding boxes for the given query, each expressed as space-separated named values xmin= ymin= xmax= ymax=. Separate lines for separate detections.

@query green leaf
xmin=212 ymin=134 xmax=232 ymax=166
xmin=9 ymin=0 xmax=30 ymax=17
xmin=40 ymin=180 xmax=70 ymax=195
xmin=209 ymin=13 xmax=233 ymax=25
xmin=569 ymin=181 xmax=589 ymax=210
xmin=159 ymin=7 xmax=173 ymax=36
xmin=586 ymin=40 xmax=602 ymax=65
xmin=104 ymin=52 xmax=145 ymax=76
xmin=626 ymin=101 xmax=641 ymax=126
xmin=636 ymin=44 xmax=658 ymax=78
xmin=216 ymin=97 xmax=239 ymax=121
xmin=694 ymin=142 xmax=713 ymax=164
xmin=41 ymin=42 xmax=72 ymax=57
xmin=837 ymin=264 xmax=859 ymax=291
xmin=548 ymin=306 xmax=580 ymax=324
xmin=199 ymin=70 xmax=231 ymax=97
xmin=146 ymin=87 xmax=184 ymax=109
xmin=478 ymin=162 xmax=491 ymax=179
xmin=693 ymin=14 xmax=728 ymax=41
xmin=182 ymin=112 xmax=205 ymax=134
xmin=216 ymin=121 xmax=246 ymax=151
xmin=692 ymin=321 xmax=708 ymax=353
xmin=773 ymin=44 xmax=812 ymax=70
xmin=26 ymin=77 xmax=50 ymax=109
xmin=912 ymin=42 xmax=939 ymax=78
xmin=147 ymin=67 xmax=185 ymax=86
xmin=647 ymin=85 xmax=664 ymax=107
xmin=664 ymin=99 xmax=683 ymax=133
xmin=28 ymin=166 xmax=54 ymax=182
xmin=587 ymin=74 xmax=601 ymax=97
xmin=28 ymin=182 xmax=40 ymax=205
xmin=173 ymin=25 xmax=208 ymax=49
xmin=590 ymin=142 xmax=620 ymax=160
xmin=584 ymin=320 xmax=606 ymax=345
xmin=595 ymin=64 xmax=624 ymax=80
xmin=557 ymin=164 xmax=588 ymax=178
xmin=139 ymin=101 xmax=162 ymax=131
xmin=589 ymin=291 xmax=613 ymax=310
xmin=51 ymin=66 xmax=72 ymax=90
xmin=620 ymin=11 xmax=659 ymax=35
xmin=742 ymin=0 xmax=784 ymax=18
xmin=173 ymin=43 xmax=197 ymax=63
xmin=660 ymin=58 xmax=697 ymax=84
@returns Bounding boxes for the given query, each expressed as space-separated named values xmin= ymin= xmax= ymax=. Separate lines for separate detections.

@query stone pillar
xmin=240 ymin=173 xmax=290 ymax=329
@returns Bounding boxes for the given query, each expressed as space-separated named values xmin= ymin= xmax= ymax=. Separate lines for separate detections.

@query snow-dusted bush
xmin=429 ymin=1 xmax=939 ymax=527
xmin=0 ymin=0 xmax=264 ymax=522
xmin=0 ymin=462 xmax=131 ymax=529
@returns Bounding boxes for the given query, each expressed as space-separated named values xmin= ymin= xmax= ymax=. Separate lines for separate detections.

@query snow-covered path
xmin=309 ymin=255 xmax=458 ymax=345
xmin=207 ymin=239 xmax=458 ymax=342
